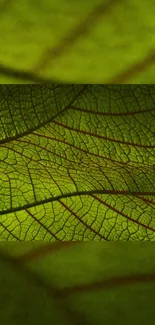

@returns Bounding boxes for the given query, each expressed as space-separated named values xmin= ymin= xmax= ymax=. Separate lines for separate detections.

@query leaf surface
xmin=0 ymin=84 xmax=155 ymax=240
xmin=0 ymin=0 xmax=155 ymax=83
xmin=1 ymin=242 xmax=155 ymax=324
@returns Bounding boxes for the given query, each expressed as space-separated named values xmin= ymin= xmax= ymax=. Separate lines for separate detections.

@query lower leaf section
xmin=0 ymin=242 xmax=155 ymax=325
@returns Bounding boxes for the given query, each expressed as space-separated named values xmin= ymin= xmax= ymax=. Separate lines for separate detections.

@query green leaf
xmin=1 ymin=242 xmax=155 ymax=324
xmin=0 ymin=0 xmax=155 ymax=83
xmin=0 ymin=84 xmax=155 ymax=241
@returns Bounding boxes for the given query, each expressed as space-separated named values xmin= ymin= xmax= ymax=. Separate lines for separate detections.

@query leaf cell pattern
xmin=0 ymin=84 xmax=155 ymax=241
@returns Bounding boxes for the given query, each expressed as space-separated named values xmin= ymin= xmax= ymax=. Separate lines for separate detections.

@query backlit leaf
xmin=0 ymin=84 xmax=155 ymax=240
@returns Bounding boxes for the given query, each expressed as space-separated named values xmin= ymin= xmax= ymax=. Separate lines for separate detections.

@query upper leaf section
xmin=0 ymin=85 xmax=155 ymax=240
xmin=0 ymin=0 xmax=155 ymax=83
xmin=0 ymin=85 xmax=85 ymax=140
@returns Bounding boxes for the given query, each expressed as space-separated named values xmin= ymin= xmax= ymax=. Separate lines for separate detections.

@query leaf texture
xmin=0 ymin=242 xmax=155 ymax=325
xmin=0 ymin=84 xmax=155 ymax=241
xmin=0 ymin=0 xmax=155 ymax=83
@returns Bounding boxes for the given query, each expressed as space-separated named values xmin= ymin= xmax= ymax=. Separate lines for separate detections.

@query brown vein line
xmin=32 ymin=132 xmax=152 ymax=169
xmin=91 ymin=194 xmax=155 ymax=232
xmin=53 ymin=120 xmax=155 ymax=148
xmin=0 ymin=63 xmax=61 ymax=83
xmin=56 ymin=272 xmax=155 ymax=298
xmin=0 ymin=85 xmax=87 ymax=145
xmin=34 ymin=0 xmax=122 ymax=72
xmin=16 ymin=241 xmax=82 ymax=263
xmin=135 ymin=195 xmax=155 ymax=206
xmin=25 ymin=209 xmax=60 ymax=241
xmin=11 ymin=139 xmax=79 ymax=167
xmin=59 ymin=199 xmax=109 ymax=241
xmin=0 ymin=145 xmax=49 ymax=169
xmin=69 ymin=106 xmax=155 ymax=116
xmin=107 ymin=51 xmax=155 ymax=84
xmin=0 ymin=249 xmax=85 ymax=325
xmin=0 ymin=222 xmax=22 ymax=240
xmin=1 ymin=190 xmax=155 ymax=216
